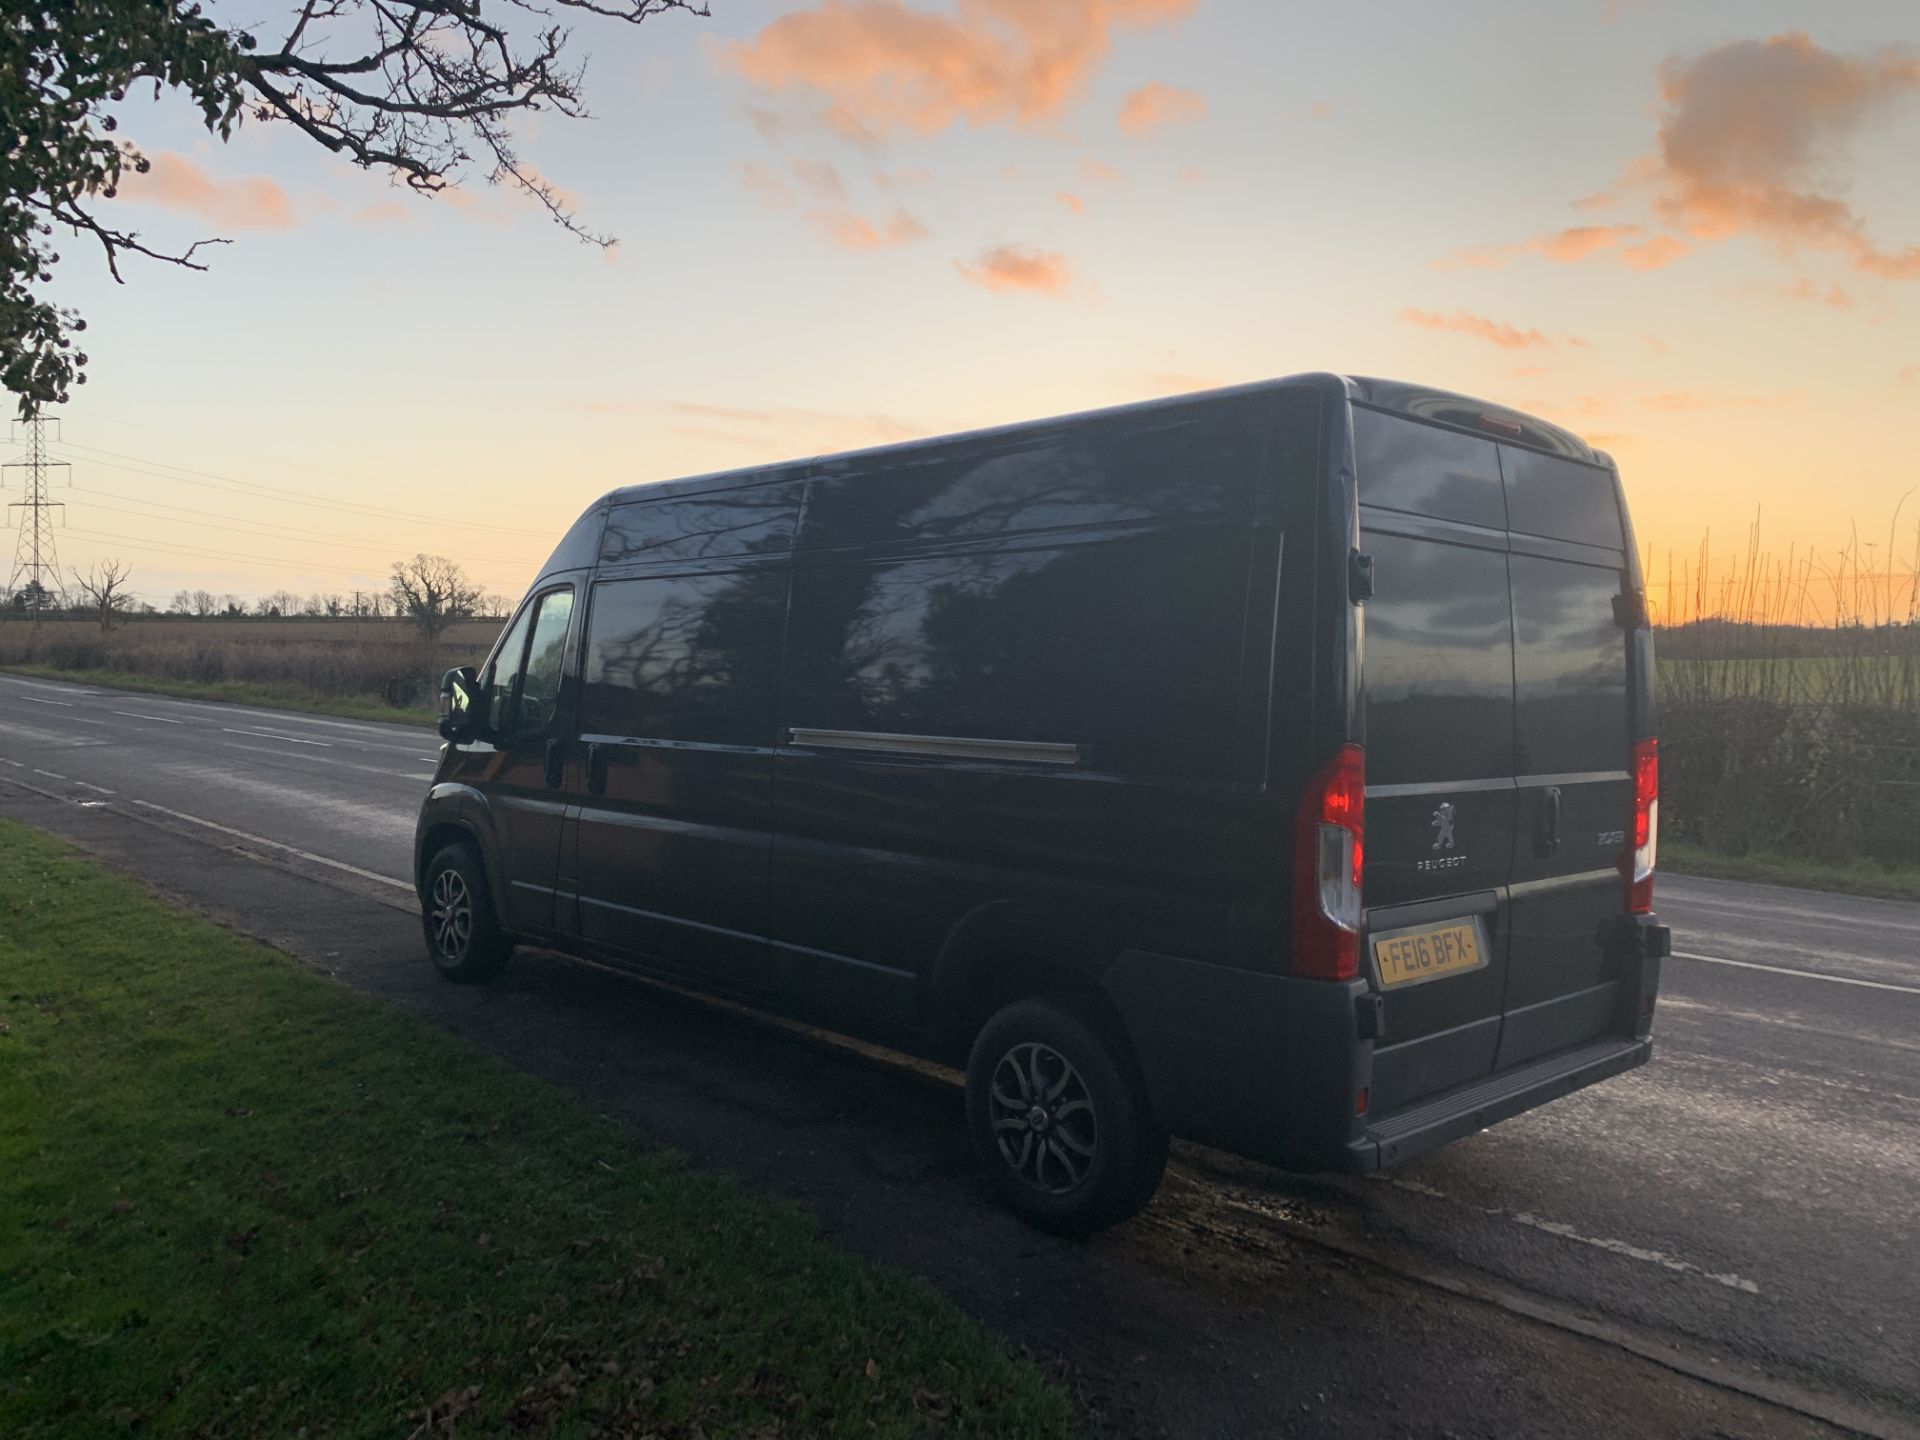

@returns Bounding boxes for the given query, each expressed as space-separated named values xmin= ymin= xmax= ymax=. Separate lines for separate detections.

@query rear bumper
xmin=1103 ymin=933 xmax=1663 ymax=1174
xmin=1335 ymin=1035 xmax=1652 ymax=1173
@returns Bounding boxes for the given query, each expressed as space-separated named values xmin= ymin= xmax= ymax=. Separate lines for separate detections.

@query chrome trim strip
xmin=1366 ymin=777 xmax=1515 ymax=799
xmin=786 ymin=727 xmax=1081 ymax=766
xmin=1515 ymin=769 xmax=1629 ymax=788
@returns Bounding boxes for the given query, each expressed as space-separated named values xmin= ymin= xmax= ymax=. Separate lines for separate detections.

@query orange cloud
xmin=1118 ymin=82 xmax=1207 ymax=135
xmin=1644 ymin=33 xmax=1920 ymax=277
xmin=1901 ymin=365 xmax=1919 ymax=384
xmin=1446 ymin=223 xmax=1688 ymax=272
xmin=1641 ymin=390 xmax=1790 ymax=413
xmin=790 ymin=157 xmax=849 ymax=204
xmin=809 ymin=206 xmax=929 ymax=249
xmin=1081 ymin=156 xmax=1126 ymax=184
xmin=115 ymin=151 xmax=295 ymax=230
xmin=740 ymin=160 xmax=795 ymax=209
xmin=722 ymin=0 xmax=1197 ymax=139
xmin=1056 ymin=190 xmax=1085 ymax=214
xmin=957 ymin=244 xmax=1073 ymax=296
xmin=1756 ymin=277 xmax=1859 ymax=310
xmin=1620 ymin=235 xmax=1690 ymax=270
xmin=1400 ymin=308 xmax=1557 ymax=350
xmin=665 ymin=401 xmax=925 ymax=451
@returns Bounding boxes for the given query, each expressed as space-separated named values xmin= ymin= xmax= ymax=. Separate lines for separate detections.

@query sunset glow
xmin=13 ymin=0 xmax=1919 ymax=617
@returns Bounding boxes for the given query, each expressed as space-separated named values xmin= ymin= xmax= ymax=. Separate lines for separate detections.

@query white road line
xmin=0 ymin=758 xmax=21 ymax=767
xmin=114 ymin=710 xmax=184 ymax=724
xmin=21 ymin=696 xmax=72 ymax=707
xmin=1672 ymin=951 xmax=1920 ymax=997
xmin=33 ymin=769 xmax=66 ymax=780
xmin=1379 ymin=1178 xmax=1761 ymax=1294
xmin=74 ymin=781 xmax=114 ymax=795
xmin=127 ymin=799 xmax=413 ymax=892
xmin=221 ymin=727 xmax=331 ymax=748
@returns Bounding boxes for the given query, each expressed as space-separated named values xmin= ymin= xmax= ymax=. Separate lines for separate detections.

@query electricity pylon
xmin=4 ymin=416 xmax=68 ymax=611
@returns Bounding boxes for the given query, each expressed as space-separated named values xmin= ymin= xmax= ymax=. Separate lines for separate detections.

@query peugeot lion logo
xmin=1430 ymin=802 xmax=1457 ymax=852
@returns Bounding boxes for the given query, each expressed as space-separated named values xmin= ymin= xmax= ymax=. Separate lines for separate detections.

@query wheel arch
xmin=926 ymin=901 xmax=1139 ymax=1075
xmin=415 ymin=784 xmax=508 ymax=930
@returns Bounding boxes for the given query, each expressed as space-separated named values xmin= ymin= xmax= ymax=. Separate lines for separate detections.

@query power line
xmin=67 ymin=487 xmax=542 ymax=566
xmin=4 ymin=417 xmax=68 ymax=609
xmin=43 ymin=440 xmax=541 ymax=535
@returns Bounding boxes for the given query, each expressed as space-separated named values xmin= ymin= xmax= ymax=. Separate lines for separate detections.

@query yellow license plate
xmin=1370 ymin=919 xmax=1489 ymax=990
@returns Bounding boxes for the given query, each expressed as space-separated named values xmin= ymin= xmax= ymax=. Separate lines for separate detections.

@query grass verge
xmin=0 ymin=664 xmax=435 ymax=728
xmin=0 ymin=821 xmax=1074 ymax=1439
xmin=1663 ymin=839 xmax=1920 ymax=904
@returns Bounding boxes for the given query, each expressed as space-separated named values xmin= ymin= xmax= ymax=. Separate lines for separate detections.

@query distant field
xmin=1659 ymin=654 xmax=1916 ymax=704
xmin=100 ymin=615 xmax=507 ymax=649
xmin=0 ymin=616 xmax=502 ymax=718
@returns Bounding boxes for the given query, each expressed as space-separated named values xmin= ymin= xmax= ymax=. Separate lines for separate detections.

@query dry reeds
xmin=1651 ymin=506 xmax=1920 ymax=868
xmin=0 ymin=617 xmax=497 ymax=711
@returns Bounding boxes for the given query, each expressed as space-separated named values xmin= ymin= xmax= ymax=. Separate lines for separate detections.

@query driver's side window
xmin=486 ymin=604 xmax=536 ymax=735
xmin=487 ymin=588 xmax=576 ymax=737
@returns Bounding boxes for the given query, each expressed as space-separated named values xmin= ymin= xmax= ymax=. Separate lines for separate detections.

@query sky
xmin=9 ymin=0 xmax=1920 ymax=618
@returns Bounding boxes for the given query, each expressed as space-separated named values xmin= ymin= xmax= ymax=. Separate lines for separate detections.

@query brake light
xmin=1626 ymin=737 xmax=1658 ymax=914
xmin=1294 ymin=744 xmax=1365 ymax=980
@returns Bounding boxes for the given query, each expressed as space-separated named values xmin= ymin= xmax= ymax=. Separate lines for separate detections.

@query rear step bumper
xmin=1337 ymin=1036 xmax=1652 ymax=1173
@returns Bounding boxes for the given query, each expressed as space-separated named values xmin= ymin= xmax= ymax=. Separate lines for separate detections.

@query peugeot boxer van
xmin=417 ymin=374 xmax=1670 ymax=1235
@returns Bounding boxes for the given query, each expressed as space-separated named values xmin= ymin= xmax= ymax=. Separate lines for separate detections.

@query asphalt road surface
xmin=5 ymin=669 xmax=1917 ymax=1439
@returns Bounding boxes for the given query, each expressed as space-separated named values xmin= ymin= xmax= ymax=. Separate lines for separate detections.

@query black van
xmin=417 ymin=374 xmax=1670 ymax=1235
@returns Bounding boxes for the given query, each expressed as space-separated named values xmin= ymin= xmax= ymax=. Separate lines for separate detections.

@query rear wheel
xmin=422 ymin=842 xmax=512 ymax=983
xmin=965 ymin=998 xmax=1168 ymax=1236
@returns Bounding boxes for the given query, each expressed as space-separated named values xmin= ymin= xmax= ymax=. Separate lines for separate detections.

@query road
xmin=4 ymin=668 xmax=1917 ymax=1438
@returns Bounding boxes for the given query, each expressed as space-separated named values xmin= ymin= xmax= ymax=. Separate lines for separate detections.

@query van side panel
xmin=566 ymin=476 xmax=806 ymax=997
xmin=767 ymin=392 xmax=1285 ymax=1039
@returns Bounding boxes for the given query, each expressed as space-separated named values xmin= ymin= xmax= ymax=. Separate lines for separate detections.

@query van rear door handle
xmin=586 ymin=742 xmax=608 ymax=797
xmin=1536 ymin=786 xmax=1562 ymax=858
xmin=544 ymin=737 xmax=566 ymax=789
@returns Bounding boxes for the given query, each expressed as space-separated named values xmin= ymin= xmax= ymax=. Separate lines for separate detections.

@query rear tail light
xmin=1294 ymin=744 xmax=1365 ymax=980
xmin=1626 ymin=737 xmax=1658 ymax=914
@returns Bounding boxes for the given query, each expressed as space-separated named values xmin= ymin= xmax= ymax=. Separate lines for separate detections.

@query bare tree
xmin=10 ymin=1 xmax=710 ymax=415
xmin=70 ymin=559 xmax=137 ymax=633
xmin=390 ymin=553 xmax=482 ymax=642
xmin=168 ymin=589 xmax=194 ymax=614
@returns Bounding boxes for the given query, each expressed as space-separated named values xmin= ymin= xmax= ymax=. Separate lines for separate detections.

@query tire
xmin=421 ymin=841 xmax=512 ymax=983
xmin=965 ymin=997 xmax=1169 ymax=1237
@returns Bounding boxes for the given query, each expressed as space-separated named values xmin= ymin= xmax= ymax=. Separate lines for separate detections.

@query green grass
xmin=0 ymin=821 xmax=1074 ymax=1439
xmin=0 ymin=664 xmax=436 ymax=728
xmin=1663 ymin=839 xmax=1920 ymax=903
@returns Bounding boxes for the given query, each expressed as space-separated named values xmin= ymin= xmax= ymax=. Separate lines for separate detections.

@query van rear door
xmin=1497 ymin=447 xmax=1635 ymax=1066
xmin=1353 ymin=409 xmax=1517 ymax=1108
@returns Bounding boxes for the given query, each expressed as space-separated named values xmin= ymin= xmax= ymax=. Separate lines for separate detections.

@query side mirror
xmin=438 ymin=666 xmax=484 ymax=742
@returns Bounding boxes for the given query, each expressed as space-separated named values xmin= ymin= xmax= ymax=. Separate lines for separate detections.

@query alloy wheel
xmin=429 ymin=868 xmax=473 ymax=962
xmin=989 ymin=1041 xmax=1098 ymax=1195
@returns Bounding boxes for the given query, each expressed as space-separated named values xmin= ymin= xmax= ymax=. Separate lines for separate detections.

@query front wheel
xmin=422 ymin=841 xmax=512 ymax=983
xmin=965 ymin=998 xmax=1168 ymax=1236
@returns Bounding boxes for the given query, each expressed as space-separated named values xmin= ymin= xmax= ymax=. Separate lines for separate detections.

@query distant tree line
xmin=6 ymin=555 xmax=510 ymax=631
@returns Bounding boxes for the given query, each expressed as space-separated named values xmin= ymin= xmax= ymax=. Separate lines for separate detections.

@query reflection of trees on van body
xmin=602 ymin=485 xmax=804 ymax=567
xmin=791 ymin=532 xmax=1245 ymax=780
xmin=582 ymin=571 xmax=784 ymax=746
